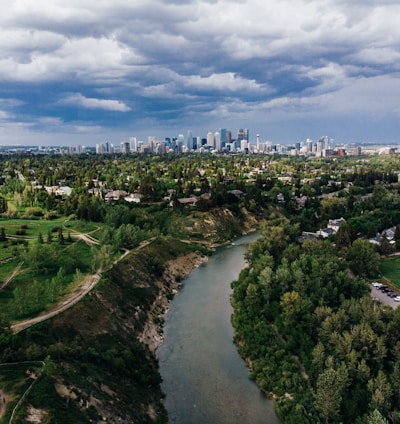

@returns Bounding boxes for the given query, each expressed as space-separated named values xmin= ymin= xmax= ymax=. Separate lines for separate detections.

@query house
xmin=327 ymin=217 xmax=346 ymax=233
xmin=104 ymin=190 xmax=128 ymax=202
xmin=317 ymin=228 xmax=336 ymax=239
xmin=177 ymin=196 xmax=198 ymax=206
xmin=124 ymin=193 xmax=143 ymax=203
xmin=227 ymin=189 xmax=244 ymax=197
xmin=368 ymin=227 xmax=397 ymax=247
xmin=43 ymin=185 xmax=72 ymax=196
xmin=298 ymin=232 xmax=319 ymax=243
xmin=295 ymin=195 xmax=308 ymax=209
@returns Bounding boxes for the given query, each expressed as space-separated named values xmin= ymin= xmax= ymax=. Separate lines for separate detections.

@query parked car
xmin=394 ymin=296 xmax=400 ymax=302
xmin=372 ymin=281 xmax=383 ymax=288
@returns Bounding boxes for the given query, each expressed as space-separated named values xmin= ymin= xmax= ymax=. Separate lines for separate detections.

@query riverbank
xmin=141 ymin=225 xmax=260 ymax=354
xmin=139 ymin=249 xmax=210 ymax=353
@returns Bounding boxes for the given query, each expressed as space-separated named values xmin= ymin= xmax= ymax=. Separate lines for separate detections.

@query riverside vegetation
xmin=1 ymin=152 xmax=400 ymax=422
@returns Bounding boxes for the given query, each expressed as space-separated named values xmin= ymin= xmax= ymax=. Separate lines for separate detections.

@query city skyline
xmin=1 ymin=1 xmax=400 ymax=147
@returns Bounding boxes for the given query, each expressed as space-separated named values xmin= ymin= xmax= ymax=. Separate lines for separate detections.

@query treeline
xmin=231 ymin=217 xmax=400 ymax=423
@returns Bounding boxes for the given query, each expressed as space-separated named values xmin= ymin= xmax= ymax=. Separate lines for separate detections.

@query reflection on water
xmin=158 ymin=232 xmax=280 ymax=424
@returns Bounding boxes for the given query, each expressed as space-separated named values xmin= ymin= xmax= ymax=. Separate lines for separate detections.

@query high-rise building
xmin=121 ymin=141 xmax=130 ymax=154
xmin=206 ymin=132 xmax=214 ymax=147
xmin=219 ymin=128 xmax=227 ymax=149
xmin=148 ymin=136 xmax=156 ymax=152
xmin=237 ymin=128 xmax=245 ymax=142
xmin=130 ymin=137 xmax=137 ymax=152
xmin=186 ymin=130 xmax=193 ymax=150
xmin=214 ymin=132 xmax=221 ymax=151
xmin=226 ymin=131 xmax=232 ymax=144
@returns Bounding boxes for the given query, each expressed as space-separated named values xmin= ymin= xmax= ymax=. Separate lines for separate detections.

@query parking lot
xmin=370 ymin=283 xmax=400 ymax=309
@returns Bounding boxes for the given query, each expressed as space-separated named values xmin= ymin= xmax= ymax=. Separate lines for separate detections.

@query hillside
xmin=0 ymin=207 xmax=262 ymax=423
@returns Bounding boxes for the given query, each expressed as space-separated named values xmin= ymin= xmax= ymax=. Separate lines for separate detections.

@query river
xmin=157 ymin=232 xmax=280 ymax=424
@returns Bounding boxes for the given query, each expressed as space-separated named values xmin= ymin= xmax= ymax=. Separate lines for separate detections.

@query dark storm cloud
xmin=0 ymin=0 xmax=400 ymax=145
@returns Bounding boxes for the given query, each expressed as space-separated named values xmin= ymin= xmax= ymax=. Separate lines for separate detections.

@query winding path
xmin=0 ymin=262 xmax=23 ymax=291
xmin=11 ymin=272 xmax=101 ymax=334
xmin=10 ymin=237 xmax=154 ymax=334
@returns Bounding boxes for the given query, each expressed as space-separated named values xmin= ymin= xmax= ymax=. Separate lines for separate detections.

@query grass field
xmin=379 ymin=256 xmax=400 ymax=289
xmin=0 ymin=217 xmax=104 ymax=239
xmin=0 ymin=215 xmax=109 ymax=323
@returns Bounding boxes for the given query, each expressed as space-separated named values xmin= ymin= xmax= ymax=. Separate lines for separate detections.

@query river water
xmin=157 ymin=232 xmax=280 ymax=424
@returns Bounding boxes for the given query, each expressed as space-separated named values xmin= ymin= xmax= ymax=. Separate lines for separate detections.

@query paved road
xmin=370 ymin=284 xmax=400 ymax=309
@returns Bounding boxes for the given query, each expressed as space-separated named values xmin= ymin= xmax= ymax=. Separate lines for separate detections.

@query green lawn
xmin=0 ymin=258 xmax=22 ymax=283
xmin=379 ymin=256 xmax=400 ymax=289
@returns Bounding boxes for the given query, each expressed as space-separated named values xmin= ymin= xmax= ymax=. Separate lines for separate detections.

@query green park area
xmin=379 ymin=255 xmax=400 ymax=290
xmin=0 ymin=216 xmax=114 ymax=323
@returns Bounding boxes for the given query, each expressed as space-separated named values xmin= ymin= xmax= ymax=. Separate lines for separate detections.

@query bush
xmin=45 ymin=212 xmax=59 ymax=220
xmin=25 ymin=207 xmax=44 ymax=217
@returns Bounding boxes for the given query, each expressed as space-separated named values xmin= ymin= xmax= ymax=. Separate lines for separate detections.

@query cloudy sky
xmin=1 ymin=0 xmax=399 ymax=146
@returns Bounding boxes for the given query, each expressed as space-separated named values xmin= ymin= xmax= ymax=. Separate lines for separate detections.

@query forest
xmin=231 ymin=220 xmax=400 ymax=422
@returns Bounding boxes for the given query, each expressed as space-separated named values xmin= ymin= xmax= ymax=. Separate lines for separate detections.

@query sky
xmin=0 ymin=0 xmax=400 ymax=147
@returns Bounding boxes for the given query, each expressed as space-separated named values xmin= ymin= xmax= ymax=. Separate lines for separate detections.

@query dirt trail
xmin=0 ymin=262 xmax=23 ymax=291
xmin=11 ymin=272 xmax=101 ymax=334
xmin=0 ymin=389 xmax=6 ymax=420
xmin=10 ymin=236 xmax=157 ymax=334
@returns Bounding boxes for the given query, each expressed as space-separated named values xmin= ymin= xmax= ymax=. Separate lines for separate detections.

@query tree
xmin=347 ymin=239 xmax=380 ymax=278
xmin=367 ymin=409 xmax=389 ymax=424
xmin=0 ymin=227 xmax=6 ymax=242
xmin=315 ymin=366 xmax=348 ymax=424
xmin=37 ymin=232 xmax=44 ymax=244
xmin=57 ymin=227 xmax=64 ymax=245
xmin=0 ymin=196 xmax=7 ymax=213
xmin=379 ymin=233 xmax=392 ymax=255
xmin=368 ymin=371 xmax=392 ymax=414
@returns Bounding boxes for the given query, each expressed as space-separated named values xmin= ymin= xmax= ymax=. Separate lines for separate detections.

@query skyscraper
xmin=219 ymin=128 xmax=227 ymax=149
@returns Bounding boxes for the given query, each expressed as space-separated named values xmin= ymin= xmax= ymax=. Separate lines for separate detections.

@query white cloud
xmin=61 ymin=93 xmax=131 ymax=112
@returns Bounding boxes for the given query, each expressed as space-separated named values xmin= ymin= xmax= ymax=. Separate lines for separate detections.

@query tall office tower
xmin=214 ymin=132 xmax=221 ymax=151
xmin=237 ymin=128 xmax=245 ymax=142
xmin=207 ymin=131 xmax=214 ymax=147
xmin=105 ymin=141 xmax=109 ymax=153
xmin=196 ymin=137 xmax=201 ymax=150
xmin=121 ymin=141 xmax=130 ymax=154
xmin=244 ymin=128 xmax=249 ymax=141
xmin=219 ymin=128 xmax=227 ymax=148
xmin=306 ymin=139 xmax=313 ymax=153
xmin=148 ymin=136 xmax=156 ymax=152
xmin=318 ymin=136 xmax=329 ymax=150
xmin=130 ymin=137 xmax=137 ymax=152
xmin=186 ymin=130 xmax=193 ymax=150
xmin=316 ymin=139 xmax=323 ymax=156
xmin=226 ymin=130 xmax=232 ymax=144
xmin=177 ymin=134 xmax=185 ymax=148
xmin=256 ymin=134 xmax=260 ymax=152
